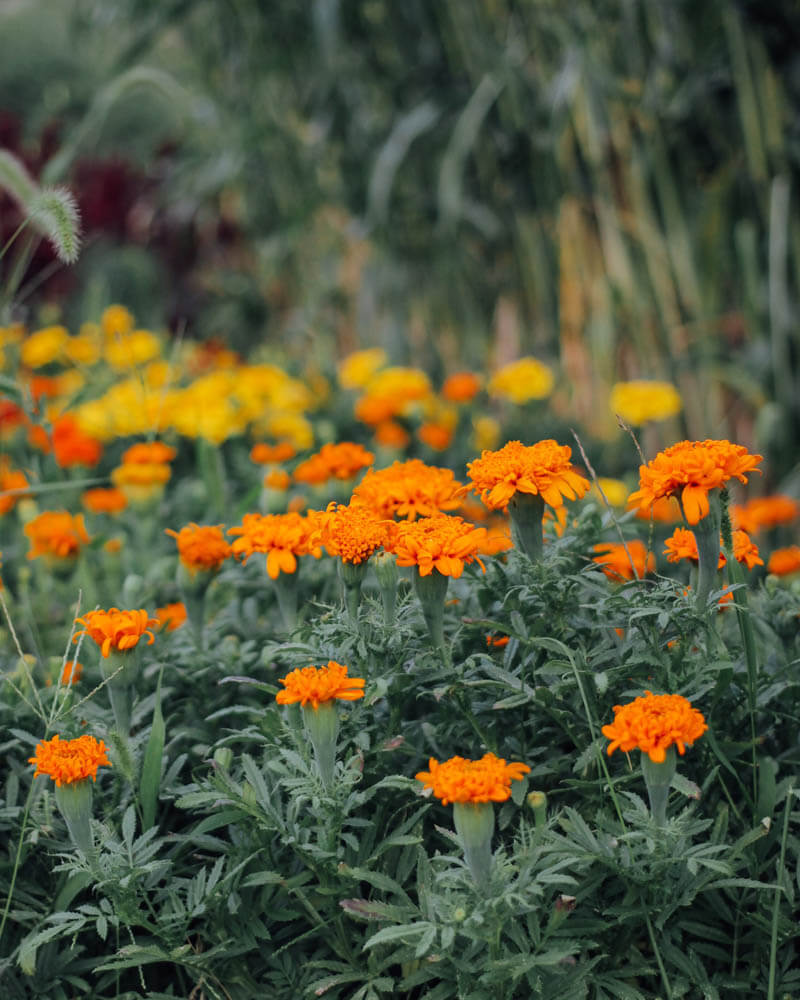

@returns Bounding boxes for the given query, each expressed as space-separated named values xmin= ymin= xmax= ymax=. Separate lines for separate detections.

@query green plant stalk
xmin=0 ymin=781 xmax=36 ymax=947
xmin=767 ymin=782 xmax=794 ymax=1000
xmin=413 ymin=567 xmax=450 ymax=661
xmin=274 ymin=572 xmax=299 ymax=630
xmin=643 ymin=903 xmax=673 ymax=999
xmin=641 ymin=748 xmax=677 ymax=826
xmin=508 ymin=492 xmax=544 ymax=561
xmin=692 ymin=493 xmax=722 ymax=608
xmin=303 ymin=702 xmax=339 ymax=789
xmin=452 ymin=801 xmax=494 ymax=889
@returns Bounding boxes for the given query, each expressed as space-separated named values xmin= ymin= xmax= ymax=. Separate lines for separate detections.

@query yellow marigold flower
xmin=592 ymin=540 xmax=655 ymax=581
xmin=355 ymin=367 xmax=432 ymax=425
xmin=731 ymin=495 xmax=799 ymax=535
xmin=20 ymin=325 xmax=69 ymax=368
xmin=610 ymin=380 xmax=683 ymax=425
xmin=228 ymin=511 xmax=321 ymax=579
xmin=155 ymin=602 xmax=187 ymax=631
xmin=664 ymin=527 xmax=763 ymax=570
xmin=627 ymin=439 xmax=763 ymax=525
xmin=165 ymin=523 xmax=233 ymax=575
xmin=263 ymin=412 xmax=314 ymax=450
xmin=467 ymin=439 xmax=590 ymax=511
xmin=121 ymin=441 xmax=177 ymax=464
xmin=602 ymin=691 xmax=708 ymax=763
xmin=767 ymin=545 xmax=800 ymax=576
xmin=471 ymin=415 xmax=501 ymax=453
xmin=442 ymin=371 xmax=481 ymax=404
xmin=294 ymin=441 xmax=374 ymax=485
xmin=25 ymin=511 xmax=90 ymax=561
xmin=316 ymin=501 xmax=389 ymax=564
xmin=60 ymin=660 xmax=83 ymax=685
xmin=353 ymin=459 xmax=468 ymax=521
xmin=101 ymin=305 xmax=134 ymax=338
xmin=338 ymin=348 xmax=387 ymax=390
xmin=73 ymin=608 xmax=159 ymax=658
xmin=593 ymin=478 xmax=629 ymax=508
xmin=63 ymin=332 xmax=101 ymax=366
xmin=415 ymin=752 xmax=530 ymax=805
xmin=276 ymin=660 xmax=365 ymax=710
xmin=488 ymin=357 xmax=554 ymax=404
xmin=82 ymin=487 xmax=128 ymax=515
xmin=387 ymin=513 xmax=488 ymax=578
xmin=29 ymin=734 xmax=111 ymax=787
xmin=105 ymin=329 xmax=161 ymax=370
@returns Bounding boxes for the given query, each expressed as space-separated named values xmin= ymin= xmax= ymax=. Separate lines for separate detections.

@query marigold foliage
xmin=29 ymin=734 xmax=111 ymax=786
xmin=415 ymin=752 xmax=531 ymax=805
xmin=228 ymin=511 xmax=321 ymax=579
xmin=386 ymin=513 xmax=488 ymax=578
xmin=467 ymin=439 xmax=590 ymax=511
xmin=73 ymin=608 xmax=159 ymax=657
xmin=592 ymin=540 xmax=655 ymax=581
xmin=353 ymin=459 xmax=468 ymax=520
xmin=276 ymin=660 xmax=365 ymax=710
xmin=165 ymin=523 xmax=232 ymax=574
xmin=603 ymin=691 xmax=708 ymax=763
xmin=627 ymin=439 xmax=762 ymax=525
xmin=25 ymin=511 xmax=90 ymax=561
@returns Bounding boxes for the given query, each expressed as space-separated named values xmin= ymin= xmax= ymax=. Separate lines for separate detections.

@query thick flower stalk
xmin=416 ymin=753 xmax=530 ymax=886
xmin=603 ymin=691 xmax=707 ymax=824
xmin=276 ymin=661 xmax=365 ymax=787
xmin=467 ymin=440 xmax=590 ymax=560
xmin=29 ymin=734 xmax=111 ymax=856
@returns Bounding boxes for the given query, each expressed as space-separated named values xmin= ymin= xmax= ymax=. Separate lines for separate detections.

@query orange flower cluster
xmin=315 ymin=502 xmax=389 ymax=564
xmin=29 ymin=734 xmax=111 ymax=786
xmin=74 ymin=608 xmax=159 ymax=657
xmin=293 ymin=441 xmax=374 ymax=485
xmin=25 ymin=511 xmax=90 ymax=561
xmin=110 ymin=440 xmax=176 ymax=503
xmin=592 ymin=540 xmax=655 ymax=581
xmin=228 ymin=511 xmax=321 ymax=579
xmin=353 ymin=459 xmax=468 ymax=520
xmin=387 ymin=514 xmax=487 ymax=578
xmin=603 ymin=691 xmax=708 ymax=763
xmin=467 ymin=439 xmax=590 ymax=511
xmin=415 ymin=752 xmax=530 ymax=805
xmin=627 ymin=439 xmax=762 ymax=525
xmin=663 ymin=527 xmax=763 ymax=570
xmin=165 ymin=522 xmax=232 ymax=575
xmin=155 ymin=602 xmax=187 ymax=631
xmin=731 ymin=495 xmax=799 ymax=534
xmin=250 ymin=441 xmax=296 ymax=464
xmin=82 ymin=487 xmax=128 ymax=515
xmin=275 ymin=660 xmax=365 ymax=710
xmin=767 ymin=545 xmax=800 ymax=576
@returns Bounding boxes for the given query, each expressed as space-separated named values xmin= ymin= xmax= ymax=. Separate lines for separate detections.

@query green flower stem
xmin=339 ymin=559 xmax=368 ymax=622
xmin=100 ymin=651 xmax=141 ymax=735
xmin=54 ymin=779 xmax=94 ymax=859
xmin=274 ymin=572 xmax=299 ymax=630
xmin=641 ymin=747 xmax=677 ymax=826
xmin=412 ymin=567 xmax=450 ymax=658
xmin=302 ymin=701 xmax=339 ymax=789
xmin=508 ymin=492 xmax=545 ymax=561
xmin=373 ymin=551 xmax=398 ymax=626
xmin=452 ymin=801 xmax=495 ymax=888
xmin=177 ymin=564 xmax=211 ymax=649
xmin=692 ymin=491 xmax=722 ymax=608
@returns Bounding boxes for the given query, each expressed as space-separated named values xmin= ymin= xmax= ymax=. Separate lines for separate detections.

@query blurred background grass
xmin=1 ymin=0 xmax=798 ymax=480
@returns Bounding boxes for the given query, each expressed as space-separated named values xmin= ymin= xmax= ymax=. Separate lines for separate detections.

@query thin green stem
xmin=767 ymin=782 xmax=794 ymax=1000
xmin=0 ymin=781 xmax=36 ymax=947
xmin=643 ymin=903 xmax=673 ymax=1000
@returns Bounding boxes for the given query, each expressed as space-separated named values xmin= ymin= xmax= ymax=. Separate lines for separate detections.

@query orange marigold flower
xmin=52 ymin=414 xmax=103 ymax=468
xmin=415 ymin=752 xmax=530 ymax=805
xmin=731 ymin=495 xmax=799 ymax=534
xmin=486 ymin=634 xmax=510 ymax=648
xmin=315 ymin=501 xmax=390 ymax=564
xmin=165 ymin=522 xmax=232 ymax=575
xmin=155 ymin=602 xmax=187 ymax=631
xmin=603 ymin=690 xmax=708 ymax=763
xmin=263 ymin=468 xmax=291 ymax=490
xmin=276 ymin=660 xmax=365 ymax=710
xmin=121 ymin=441 xmax=176 ymax=465
xmin=467 ymin=439 xmax=590 ymax=511
xmin=592 ymin=540 xmax=655 ymax=581
xmin=627 ymin=439 xmax=762 ymax=525
xmin=0 ymin=461 xmax=29 ymax=514
xmin=82 ymin=487 xmax=128 ymax=515
xmin=353 ymin=459 xmax=468 ymax=521
xmin=767 ymin=545 xmax=800 ymax=576
xmin=250 ymin=441 xmax=297 ymax=464
xmin=25 ymin=511 xmax=90 ymax=561
xmin=418 ymin=422 xmax=453 ymax=452
xmin=29 ymin=734 xmax=111 ymax=786
xmin=228 ymin=511 xmax=321 ymax=579
xmin=61 ymin=660 xmax=83 ymax=685
xmin=635 ymin=494 xmax=682 ymax=523
xmin=73 ymin=608 xmax=159 ymax=658
xmin=442 ymin=371 xmax=481 ymax=404
xmin=294 ymin=441 xmax=374 ymax=485
xmin=112 ymin=461 xmax=171 ymax=488
xmin=386 ymin=513 xmax=488 ymax=578
xmin=373 ymin=420 xmax=410 ymax=449
xmin=663 ymin=527 xmax=763 ymax=570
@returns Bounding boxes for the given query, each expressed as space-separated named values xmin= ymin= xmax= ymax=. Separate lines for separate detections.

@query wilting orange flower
xmin=415 ymin=752 xmax=530 ymax=805
xmin=0 ymin=461 xmax=29 ymax=514
xmin=29 ymin=734 xmax=111 ymax=787
xmin=25 ymin=511 xmax=90 ymax=561
xmin=592 ymin=540 xmax=655 ymax=581
xmin=353 ymin=459 xmax=468 ymax=521
xmin=276 ymin=660 xmax=365 ymax=710
xmin=155 ymin=602 xmax=187 ymax=631
xmin=250 ymin=441 xmax=296 ymax=464
xmin=165 ymin=523 xmax=232 ymax=575
xmin=52 ymin=414 xmax=103 ymax=468
xmin=373 ymin=420 xmax=410 ymax=449
xmin=442 ymin=372 xmax=481 ymax=404
xmin=467 ymin=439 xmax=590 ymax=511
xmin=294 ymin=442 xmax=374 ymax=485
xmin=731 ymin=495 xmax=799 ymax=535
xmin=228 ymin=511 xmax=321 ymax=579
xmin=767 ymin=545 xmax=800 ymax=576
xmin=387 ymin=514 xmax=488 ymax=578
xmin=61 ymin=660 xmax=83 ymax=685
xmin=627 ymin=439 xmax=762 ymax=525
xmin=73 ymin=608 xmax=159 ymax=657
xmin=418 ymin=422 xmax=453 ymax=452
xmin=663 ymin=527 xmax=763 ymax=570
xmin=82 ymin=487 xmax=128 ymax=515
xmin=121 ymin=441 xmax=177 ymax=465
xmin=603 ymin=691 xmax=707 ymax=763
xmin=315 ymin=502 xmax=389 ymax=564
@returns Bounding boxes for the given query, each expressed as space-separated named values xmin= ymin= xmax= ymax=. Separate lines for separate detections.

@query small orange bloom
xmin=82 ymin=487 xmax=128 ymax=515
xmin=294 ymin=442 xmax=374 ymax=485
xmin=627 ymin=439 xmax=762 ymax=525
xmin=442 ymin=372 xmax=481 ymax=404
xmin=415 ymin=752 xmax=530 ymax=805
xmin=373 ymin=420 xmax=411 ymax=449
xmin=731 ymin=495 xmax=799 ymax=534
xmin=486 ymin=634 xmax=510 ymax=648
xmin=29 ymin=734 xmax=111 ymax=787
xmin=61 ymin=660 xmax=83 ymax=685
xmin=52 ymin=414 xmax=103 ymax=468
xmin=387 ymin=513 xmax=488 ymax=578
xmin=263 ymin=468 xmax=291 ymax=490
xmin=663 ymin=527 xmax=763 ymax=570
xmin=228 ymin=511 xmax=321 ymax=579
xmin=73 ymin=608 xmax=159 ymax=658
xmin=121 ymin=441 xmax=177 ymax=465
xmin=25 ymin=511 xmax=90 ymax=561
xmin=467 ymin=439 xmax=590 ymax=512
xmin=767 ymin=545 xmax=800 ymax=576
xmin=250 ymin=441 xmax=296 ymax=464
xmin=353 ymin=459 xmax=468 ymax=521
xmin=418 ymin=422 xmax=453 ymax=452
xmin=602 ymin=690 xmax=708 ymax=763
xmin=0 ymin=461 xmax=29 ymax=514
xmin=276 ymin=660 xmax=365 ymax=710
xmin=592 ymin=540 xmax=655 ymax=581
xmin=315 ymin=501 xmax=390 ymax=564
xmin=155 ymin=602 xmax=187 ymax=631
xmin=165 ymin=523 xmax=232 ymax=575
